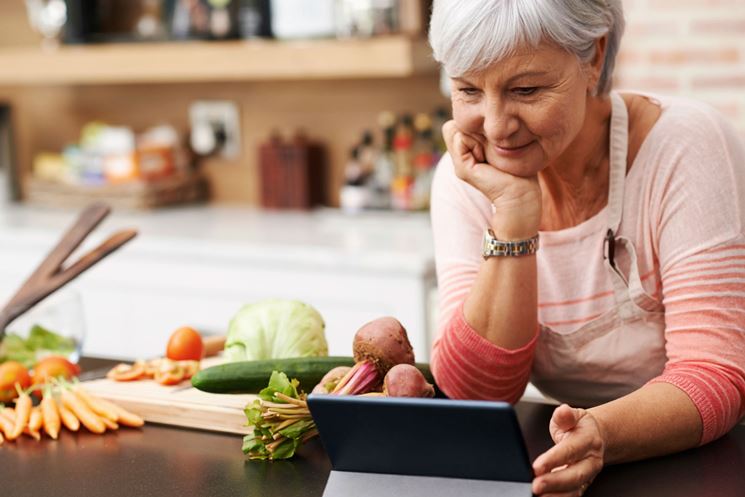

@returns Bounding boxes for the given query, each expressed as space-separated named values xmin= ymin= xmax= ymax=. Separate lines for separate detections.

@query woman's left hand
xmin=532 ymin=404 xmax=606 ymax=496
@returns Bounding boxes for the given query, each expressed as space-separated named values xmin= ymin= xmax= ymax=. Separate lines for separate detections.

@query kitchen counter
xmin=0 ymin=204 xmax=435 ymax=277
xmin=1 ymin=369 xmax=743 ymax=497
xmin=0 ymin=204 xmax=438 ymax=360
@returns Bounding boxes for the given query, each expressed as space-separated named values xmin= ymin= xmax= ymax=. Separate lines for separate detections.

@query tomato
xmin=107 ymin=361 xmax=147 ymax=382
xmin=166 ymin=326 xmax=204 ymax=361
xmin=32 ymin=356 xmax=81 ymax=387
xmin=0 ymin=361 xmax=32 ymax=402
xmin=153 ymin=358 xmax=186 ymax=385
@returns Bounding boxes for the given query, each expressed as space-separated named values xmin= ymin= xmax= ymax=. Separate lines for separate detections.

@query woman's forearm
xmin=588 ymin=382 xmax=702 ymax=464
xmin=463 ymin=252 xmax=538 ymax=350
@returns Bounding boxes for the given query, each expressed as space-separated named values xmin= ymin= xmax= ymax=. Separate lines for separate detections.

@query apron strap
xmin=603 ymin=92 xmax=634 ymax=310
xmin=607 ymin=92 xmax=629 ymax=235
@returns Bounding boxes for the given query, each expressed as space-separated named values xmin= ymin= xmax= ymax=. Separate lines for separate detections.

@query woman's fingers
xmin=443 ymin=120 xmax=485 ymax=166
xmin=533 ymin=407 xmax=605 ymax=496
xmin=533 ymin=456 xmax=601 ymax=495
xmin=550 ymin=404 xmax=582 ymax=442
xmin=541 ymin=492 xmax=586 ymax=497
xmin=459 ymin=133 xmax=485 ymax=163
xmin=442 ymin=120 xmax=458 ymax=152
xmin=534 ymin=433 xmax=593 ymax=476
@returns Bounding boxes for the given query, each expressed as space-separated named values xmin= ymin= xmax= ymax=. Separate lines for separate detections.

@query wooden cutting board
xmin=81 ymin=357 xmax=258 ymax=434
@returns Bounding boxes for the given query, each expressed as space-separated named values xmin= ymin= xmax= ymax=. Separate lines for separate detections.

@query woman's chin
xmin=487 ymin=159 xmax=544 ymax=178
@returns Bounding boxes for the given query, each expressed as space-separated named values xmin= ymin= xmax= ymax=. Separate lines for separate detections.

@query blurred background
xmin=0 ymin=0 xmax=742 ymax=362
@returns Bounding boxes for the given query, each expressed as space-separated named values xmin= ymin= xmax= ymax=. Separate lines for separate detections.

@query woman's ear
xmin=587 ymin=35 xmax=608 ymax=95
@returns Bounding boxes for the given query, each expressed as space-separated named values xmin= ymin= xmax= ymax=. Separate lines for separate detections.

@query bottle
xmin=370 ymin=111 xmax=396 ymax=209
xmin=100 ymin=127 xmax=139 ymax=184
xmin=238 ymin=0 xmax=272 ymax=38
xmin=393 ymin=113 xmax=413 ymax=178
xmin=207 ymin=0 xmax=239 ymax=39
xmin=431 ymin=106 xmax=450 ymax=160
xmin=357 ymin=130 xmax=377 ymax=178
xmin=136 ymin=0 xmax=166 ymax=40
xmin=391 ymin=113 xmax=414 ymax=210
xmin=411 ymin=113 xmax=435 ymax=210
xmin=340 ymin=146 xmax=371 ymax=213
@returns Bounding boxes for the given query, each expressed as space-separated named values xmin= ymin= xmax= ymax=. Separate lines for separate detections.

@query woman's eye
xmin=512 ymin=87 xmax=539 ymax=96
xmin=458 ymin=87 xmax=480 ymax=97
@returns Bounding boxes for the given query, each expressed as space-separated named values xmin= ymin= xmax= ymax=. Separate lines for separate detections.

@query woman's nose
xmin=482 ymin=106 xmax=521 ymax=143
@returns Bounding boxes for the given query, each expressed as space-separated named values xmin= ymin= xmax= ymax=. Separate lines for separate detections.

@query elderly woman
xmin=428 ymin=0 xmax=745 ymax=495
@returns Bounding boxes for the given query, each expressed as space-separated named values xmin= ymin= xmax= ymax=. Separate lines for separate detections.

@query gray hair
xmin=429 ymin=0 xmax=625 ymax=95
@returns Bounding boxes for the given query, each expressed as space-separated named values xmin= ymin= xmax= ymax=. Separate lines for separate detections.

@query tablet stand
xmin=323 ymin=470 xmax=534 ymax=497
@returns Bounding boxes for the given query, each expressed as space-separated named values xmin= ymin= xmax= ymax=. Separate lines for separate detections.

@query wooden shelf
xmin=0 ymin=36 xmax=438 ymax=85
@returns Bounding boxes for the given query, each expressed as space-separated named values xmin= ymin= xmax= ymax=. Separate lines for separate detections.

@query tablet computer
xmin=307 ymin=395 xmax=534 ymax=484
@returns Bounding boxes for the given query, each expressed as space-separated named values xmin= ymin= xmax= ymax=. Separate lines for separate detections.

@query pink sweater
xmin=430 ymin=94 xmax=745 ymax=444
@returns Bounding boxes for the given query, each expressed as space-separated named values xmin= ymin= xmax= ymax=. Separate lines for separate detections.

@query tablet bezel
xmin=307 ymin=395 xmax=534 ymax=483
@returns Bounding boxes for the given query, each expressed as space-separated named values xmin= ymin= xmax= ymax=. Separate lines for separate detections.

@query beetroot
xmin=383 ymin=364 xmax=435 ymax=398
xmin=312 ymin=366 xmax=352 ymax=394
xmin=353 ymin=317 xmax=415 ymax=376
xmin=329 ymin=316 xmax=416 ymax=396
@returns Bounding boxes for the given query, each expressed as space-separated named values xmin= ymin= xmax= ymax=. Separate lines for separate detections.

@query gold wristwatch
xmin=482 ymin=229 xmax=539 ymax=259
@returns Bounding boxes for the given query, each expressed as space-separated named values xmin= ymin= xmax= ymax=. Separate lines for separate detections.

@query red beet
xmin=353 ymin=317 xmax=415 ymax=377
xmin=383 ymin=364 xmax=435 ymax=398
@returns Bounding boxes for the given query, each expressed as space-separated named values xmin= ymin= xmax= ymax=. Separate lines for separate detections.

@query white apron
xmin=531 ymin=92 xmax=668 ymax=407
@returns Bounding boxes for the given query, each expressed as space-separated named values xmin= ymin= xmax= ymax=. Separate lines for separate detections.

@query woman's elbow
xmin=430 ymin=344 xmax=529 ymax=404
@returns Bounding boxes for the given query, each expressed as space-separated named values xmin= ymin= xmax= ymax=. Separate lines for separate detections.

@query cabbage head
xmin=225 ymin=299 xmax=328 ymax=361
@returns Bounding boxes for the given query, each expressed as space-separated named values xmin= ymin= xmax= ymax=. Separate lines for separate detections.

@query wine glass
xmin=24 ymin=0 xmax=68 ymax=51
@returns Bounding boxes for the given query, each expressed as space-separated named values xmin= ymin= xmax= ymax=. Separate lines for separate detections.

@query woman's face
xmin=450 ymin=43 xmax=595 ymax=177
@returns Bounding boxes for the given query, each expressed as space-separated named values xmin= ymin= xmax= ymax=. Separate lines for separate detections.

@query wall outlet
xmin=189 ymin=100 xmax=241 ymax=159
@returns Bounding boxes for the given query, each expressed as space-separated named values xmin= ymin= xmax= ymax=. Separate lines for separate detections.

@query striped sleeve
xmin=429 ymin=155 xmax=536 ymax=403
xmin=647 ymin=106 xmax=745 ymax=444
xmin=649 ymin=240 xmax=745 ymax=444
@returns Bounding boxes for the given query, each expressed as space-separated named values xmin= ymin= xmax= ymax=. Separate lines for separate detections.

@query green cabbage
xmin=225 ymin=299 xmax=328 ymax=361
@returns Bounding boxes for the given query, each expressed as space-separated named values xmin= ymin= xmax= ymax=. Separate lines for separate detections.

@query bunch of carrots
xmin=0 ymin=381 xmax=143 ymax=444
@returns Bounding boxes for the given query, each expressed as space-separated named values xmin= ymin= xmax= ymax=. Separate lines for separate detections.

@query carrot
xmin=56 ymin=399 xmax=80 ymax=432
xmin=41 ymin=391 xmax=61 ymax=440
xmin=95 ymin=398 xmax=144 ymax=428
xmin=100 ymin=416 xmax=118 ymax=431
xmin=28 ymin=406 xmax=43 ymax=431
xmin=0 ymin=429 xmax=3 ymax=445
xmin=9 ymin=384 xmax=32 ymax=440
xmin=73 ymin=388 xmax=118 ymax=422
xmin=24 ymin=407 xmax=42 ymax=440
xmin=0 ymin=408 xmax=15 ymax=440
xmin=61 ymin=390 xmax=105 ymax=434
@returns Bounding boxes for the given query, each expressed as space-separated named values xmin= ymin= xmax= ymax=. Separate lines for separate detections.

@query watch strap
xmin=482 ymin=229 xmax=539 ymax=258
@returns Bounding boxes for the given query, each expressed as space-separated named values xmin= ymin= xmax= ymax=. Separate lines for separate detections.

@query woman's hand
xmin=532 ymin=404 xmax=605 ymax=496
xmin=442 ymin=120 xmax=542 ymax=240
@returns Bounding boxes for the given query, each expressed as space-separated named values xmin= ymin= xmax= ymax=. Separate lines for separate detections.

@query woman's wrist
xmin=489 ymin=211 xmax=541 ymax=241
xmin=488 ymin=186 xmax=542 ymax=241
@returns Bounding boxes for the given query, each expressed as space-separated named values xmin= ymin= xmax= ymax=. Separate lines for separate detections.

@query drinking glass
xmin=3 ymin=290 xmax=86 ymax=365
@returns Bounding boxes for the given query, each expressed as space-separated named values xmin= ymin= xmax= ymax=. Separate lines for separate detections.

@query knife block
xmin=259 ymin=134 xmax=327 ymax=209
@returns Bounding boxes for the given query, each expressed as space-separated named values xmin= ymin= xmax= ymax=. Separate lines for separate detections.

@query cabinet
xmin=0 ymin=206 xmax=437 ymax=361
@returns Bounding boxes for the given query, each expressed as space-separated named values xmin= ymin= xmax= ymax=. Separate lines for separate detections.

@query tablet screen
xmin=307 ymin=395 xmax=533 ymax=483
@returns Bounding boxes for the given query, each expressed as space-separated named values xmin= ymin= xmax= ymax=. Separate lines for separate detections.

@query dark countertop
xmin=1 ymin=359 xmax=744 ymax=496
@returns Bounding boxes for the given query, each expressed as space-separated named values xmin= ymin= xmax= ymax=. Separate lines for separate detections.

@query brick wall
xmin=615 ymin=0 xmax=745 ymax=136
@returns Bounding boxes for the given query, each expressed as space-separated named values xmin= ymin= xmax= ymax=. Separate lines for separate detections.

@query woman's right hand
xmin=442 ymin=120 xmax=542 ymax=240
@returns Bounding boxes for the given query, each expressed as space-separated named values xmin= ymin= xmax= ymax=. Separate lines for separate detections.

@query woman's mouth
xmin=493 ymin=141 xmax=534 ymax=158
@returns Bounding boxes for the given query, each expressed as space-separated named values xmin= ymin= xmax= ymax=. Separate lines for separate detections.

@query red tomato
xmin=166 ymin=327 xmax=204 ymax=361
xmin=0 ymin=361 xmax=32 ymax=402
xmin=32 ymin=356 xmax=81 ymax=387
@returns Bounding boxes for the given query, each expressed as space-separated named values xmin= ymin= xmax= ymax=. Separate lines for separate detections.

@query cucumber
xmin=191 ymin=356 xmax=435 ymax=394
